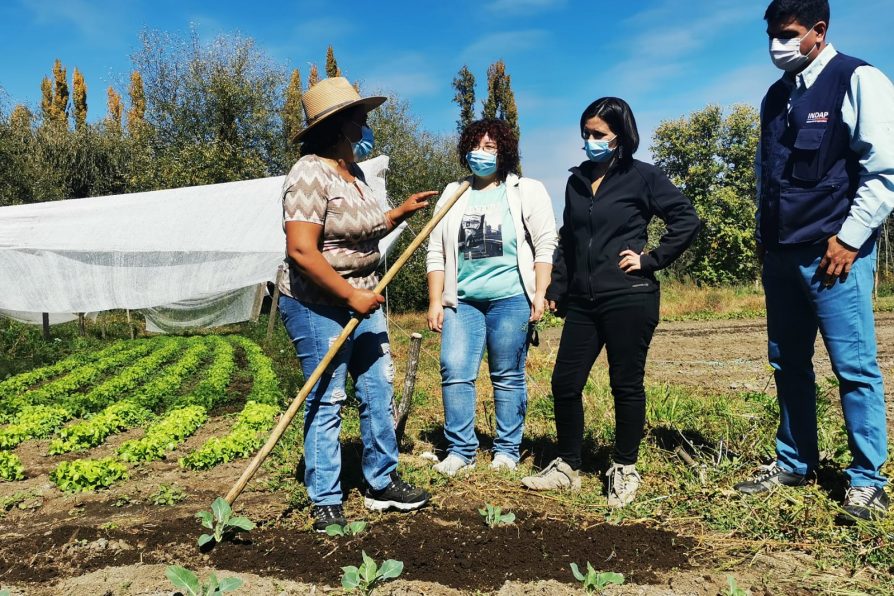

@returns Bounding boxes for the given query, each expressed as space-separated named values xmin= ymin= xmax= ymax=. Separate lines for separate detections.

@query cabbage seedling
xmin=196 ymin=497 xmax=254 ymax=547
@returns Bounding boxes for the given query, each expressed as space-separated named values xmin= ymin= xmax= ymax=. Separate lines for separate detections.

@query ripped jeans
xmin=279 ymin=295 xmax=399 ymax=506
xmin=440 ymin=293 xmax=530 ymax=463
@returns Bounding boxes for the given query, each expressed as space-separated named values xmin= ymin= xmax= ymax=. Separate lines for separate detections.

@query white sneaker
xmin=432 ymin=454 xmax=474 ymax=477
xmin=606 ymin=463 xmax=641 ymax=508
xmin=490 ymin=453 xmax=517 ymax=471
xmin=521 ymin=457 xmax=581 ymax=491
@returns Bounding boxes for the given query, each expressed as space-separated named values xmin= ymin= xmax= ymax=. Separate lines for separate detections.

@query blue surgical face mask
xmin=466 ymin=150 xmax=498 ymax=177
xmin=352 ymin=125 xmax=374 ymax=160
xmin=583 ymin=137 xmax=616 ymax=162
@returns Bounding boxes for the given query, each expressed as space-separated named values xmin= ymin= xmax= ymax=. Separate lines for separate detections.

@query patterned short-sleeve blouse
xmin=279 ymin=155 xmax=390 ymax=305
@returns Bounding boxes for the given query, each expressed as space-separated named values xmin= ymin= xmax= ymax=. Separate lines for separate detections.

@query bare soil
xmin=5 ymin=314 xmax=890 ymax=594
xmin=541 ymin=311 xmax=894 ymax=432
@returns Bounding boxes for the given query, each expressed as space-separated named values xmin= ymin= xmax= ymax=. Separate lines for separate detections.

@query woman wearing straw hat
xmin=426 ymin=118 xmax=557 ymax=476
xmin=277 ymin=77 xmax=436 ymax=532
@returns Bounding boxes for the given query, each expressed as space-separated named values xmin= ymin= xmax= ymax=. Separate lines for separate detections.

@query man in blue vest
xmin=735 ymin=0 xmax=894 ymax=522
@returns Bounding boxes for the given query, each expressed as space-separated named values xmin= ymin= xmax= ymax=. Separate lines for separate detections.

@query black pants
xmin=551 ymin=292 xmax=659 ymax=468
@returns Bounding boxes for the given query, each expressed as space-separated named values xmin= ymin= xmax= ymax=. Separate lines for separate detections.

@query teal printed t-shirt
xmin=456 ymin=184 xmax=525 ymax=301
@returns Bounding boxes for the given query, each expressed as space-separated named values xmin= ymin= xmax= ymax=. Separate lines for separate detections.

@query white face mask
xmin=769 ymin=27 xmax=818 ymax=72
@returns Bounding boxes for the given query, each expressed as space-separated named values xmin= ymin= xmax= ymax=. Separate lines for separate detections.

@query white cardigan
xmin=426 ymin=174 xmax=558 ymax=308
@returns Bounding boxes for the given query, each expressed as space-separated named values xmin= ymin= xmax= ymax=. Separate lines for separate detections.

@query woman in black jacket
xmin=521 ymin=97 xmax=700 ymax=507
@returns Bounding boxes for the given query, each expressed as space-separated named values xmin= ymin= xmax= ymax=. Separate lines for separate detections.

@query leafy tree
xmin=130 ymin=29 xmax=288 ymax=187
xmin=10 ymin=105 xmax=32 ymax=131
xmin=651 ymin=104 xmax=760 ymax=284
xmin=451 ymin=65 xmax=475 ymax=133
xmin=73 ymin=68 xmax=87 ymax=131
xmin=51 ymin=59 xmax=69 ymax=127
xmin=481 ymin=60 xmax=520 ymax=140
xmin=283 ymin=68 xmax=303 ymax=161
xmin=325 ymin=46 xmax=341 ymax=78
xmin=106 ymin=87 xmax=123 ymax=133
xmin=40 ymin=77 xmax=54 ymax=123
xmin=367 ymin=96 xmax=467 ymax=312
xmin=126 ymin=71 xmax=146 ymax=135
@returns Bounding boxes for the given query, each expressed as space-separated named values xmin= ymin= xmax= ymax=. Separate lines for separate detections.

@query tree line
xmin=5 ymin=30 xmax=874 ymax=306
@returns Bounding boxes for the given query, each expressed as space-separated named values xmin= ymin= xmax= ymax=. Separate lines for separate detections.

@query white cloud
xmin=19 ymin=0 xmax=126 ymax=41
xmin=607 ymin=0 xmax=752 ymax=95
xmin=485 ymin=0 xmax=566 ymax=15
xmin=364 ymin=53 xmax=442 ymax=98
xmin=461 ymin=29 xmax=549 ymax=62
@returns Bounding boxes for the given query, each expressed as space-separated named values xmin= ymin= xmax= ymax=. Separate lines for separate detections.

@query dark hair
xmin=299 ymin=110 xmax=354 ymax=156
xmin=579 ymin=97 xmax=639 ymax=169
xmin=458 ymin=118 xmax=520 ymax=181
xmin=764 ymin=0 xmax=829 ymax=28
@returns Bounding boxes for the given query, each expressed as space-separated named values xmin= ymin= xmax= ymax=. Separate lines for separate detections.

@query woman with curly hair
xmin=426 ymin=118 xmax=557 ymax=475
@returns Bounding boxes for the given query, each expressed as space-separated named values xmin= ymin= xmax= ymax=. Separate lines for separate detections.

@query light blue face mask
xmin=583 ymin=137 xmax=616 ymax=162
xmin=352 ymin=125 xmax=374 ymax=161
xmin=466 ymin=150 xmax=498 ymax=177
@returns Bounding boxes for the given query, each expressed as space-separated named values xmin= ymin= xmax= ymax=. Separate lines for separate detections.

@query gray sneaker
xmin=606 ymin=463 xmax=641 ymax=508
xmin=433 ymin=454 xmax=474 ymax=477
xmin=521 ymin=457 xmax=581 ymax=491
xmin=839 ymin=486 xmax=889 ymax=523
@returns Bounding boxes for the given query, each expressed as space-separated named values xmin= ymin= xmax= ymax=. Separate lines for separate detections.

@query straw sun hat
xmin=293 ymin=77 xmax=386 ymax=141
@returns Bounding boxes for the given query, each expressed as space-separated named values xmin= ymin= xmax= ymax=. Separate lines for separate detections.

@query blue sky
xmin=1 ymin=0 xmax=892 ymax=205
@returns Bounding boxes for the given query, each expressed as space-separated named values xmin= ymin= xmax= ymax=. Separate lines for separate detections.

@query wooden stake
xmin=126 ymin=309 xmax=134 ymax=340
xmin=42 ymin=313 xmax=50 ymax=341
xmin=78 ymin=313 xmax=86 ymax=337
xmin=250 ymin=283 xmax=265 ymax=323
xmin=224 ymin=180 xmax=470 ymax=505
xmin=266 ymin=270 xmax=283 ymax=344
xmin=394 ymin=332 xmax=423 ymax=445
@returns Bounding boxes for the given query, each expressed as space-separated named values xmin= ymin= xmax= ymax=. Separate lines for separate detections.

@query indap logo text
xmin=806 ymin=111 xmax=830 ymax=124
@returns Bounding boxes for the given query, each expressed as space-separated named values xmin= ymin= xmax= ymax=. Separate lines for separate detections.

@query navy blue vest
xmin=759 ymin=52 xmax=867 ymax=248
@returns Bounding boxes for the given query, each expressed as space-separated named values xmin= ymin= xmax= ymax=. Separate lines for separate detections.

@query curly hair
xmin=458 ymin=118 xmax=520 ymax=181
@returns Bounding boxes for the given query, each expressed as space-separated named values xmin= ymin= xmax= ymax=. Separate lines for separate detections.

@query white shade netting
xmin=0 ymin=155 xmax=404 ymax=331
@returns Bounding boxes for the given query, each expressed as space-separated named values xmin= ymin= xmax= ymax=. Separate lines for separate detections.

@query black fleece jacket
xmin=547 ymin=159 xmax=701 ymax=302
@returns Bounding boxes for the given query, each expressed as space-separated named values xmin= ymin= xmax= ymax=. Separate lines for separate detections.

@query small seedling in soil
xmin=726 ymin=576 xmax=749 ymax=596
xmin=570 ymin=562 xmax=624 ymax=592
xmin=478 ymin=503 xmax=515 ymax=527
xmin=151 ymin=483 xmax=185 ymax=506
xmin=325 ymin=520 xmax=367 ymax=537
xmin=113 ymin=494 xmax=133 ymax=507
xmin=341 ymin=550 xmax=403 ymax=595
xmin=165 ymin=565 xmax=242 ymax=595
xmin=196 ymin=497 xmax=254 ymax=548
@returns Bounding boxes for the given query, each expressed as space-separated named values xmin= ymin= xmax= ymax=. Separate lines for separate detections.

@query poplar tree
xmin=52 ymin=59 xmax=69 ymax=127
xmin=283 ymin=68 xmax=304 ymax=156
xmin=106 ymin=87 xmax=123 ymax=132
xmin=499 ymin=71 xmax=520 ymax=140
xmin=482 ymin=60 xmax=520 ymax=140
xmin=308 ymin=63 xmax=320 ymax=86
xmin=126 ymin=71 xmax=146 ymax=135
xmin=40 ymin=77 xmax=54 ymax=123
xmin=452 ymin=65 xmax=476 ymax=133
xmin=10 ymin=105 xmax=33 ymax=131
xmin=72 ymin=68 xmax=88 ymax=130
xmin=325 ymin=46 xmax=341 ymax=78
xmin=482 ymin=61 xmax=502 ymax=121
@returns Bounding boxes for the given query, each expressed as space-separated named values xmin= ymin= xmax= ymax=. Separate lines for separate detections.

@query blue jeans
xmin=279 ymin=295 xmax=399 ymax=506
xmin=440 ymin=293 xmax=530 ymax=462
xmin=763 ymin=241 xmax=887 ymax=487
